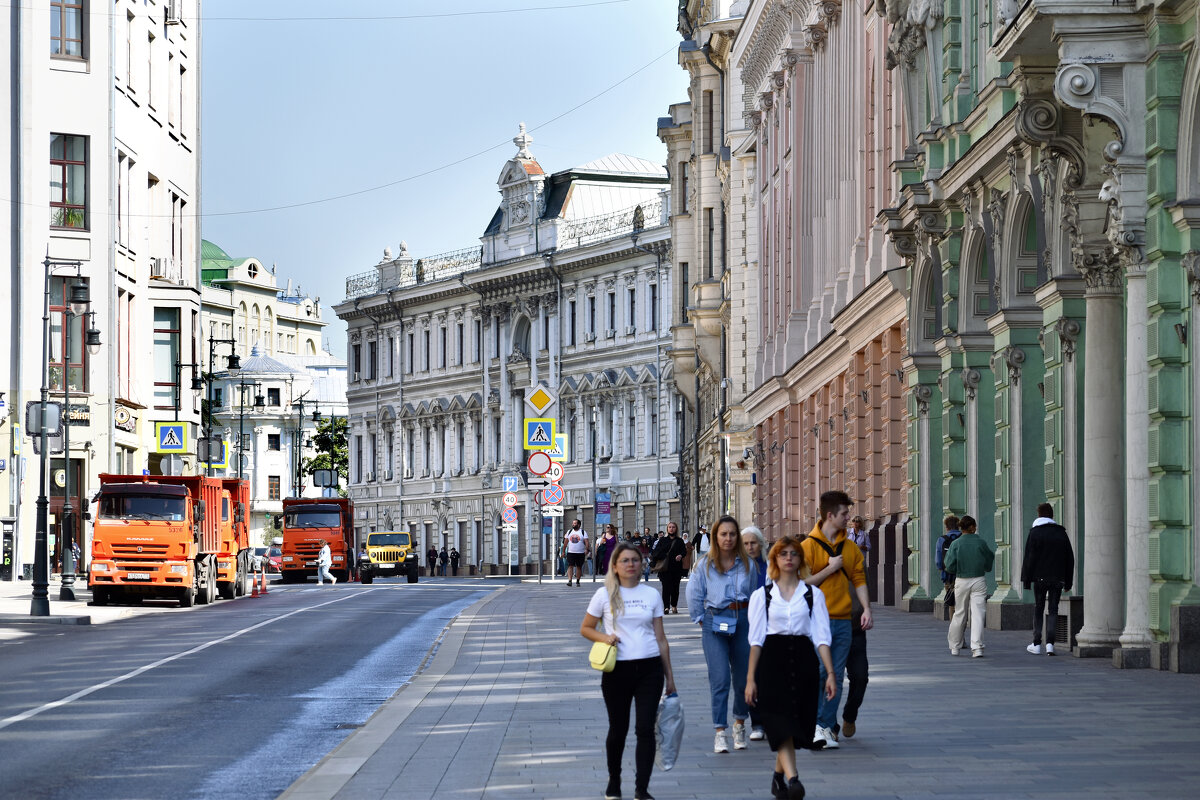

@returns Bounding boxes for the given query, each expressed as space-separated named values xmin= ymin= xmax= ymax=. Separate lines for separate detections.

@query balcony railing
xmin=345 ymin=245 xmax=484 ymax=300
xmin=558 ymin=197 xmax=666 ymax=249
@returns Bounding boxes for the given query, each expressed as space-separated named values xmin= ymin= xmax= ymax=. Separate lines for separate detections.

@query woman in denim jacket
xmin=686 ymin=514 xmax=758 ymax=754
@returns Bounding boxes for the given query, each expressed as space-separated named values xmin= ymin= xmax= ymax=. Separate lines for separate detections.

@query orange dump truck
xmin=89 ymin=474 xmax=224 ymax=608
xmin=217 ymin=478 xmax=252 ymax=599
xmin=279 ymin=497 xmax=353 ymax=583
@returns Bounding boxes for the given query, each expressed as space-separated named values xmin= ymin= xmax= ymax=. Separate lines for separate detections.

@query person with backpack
xmin=936 ymin=516 xmax=963 ymax=609
xmin=945 ymin=515 xmax=995 ymax=657
xmin=745 ymin=535 xmax=836 ymax=799
xmin=798 ymin=490 xmax=872 ymax=750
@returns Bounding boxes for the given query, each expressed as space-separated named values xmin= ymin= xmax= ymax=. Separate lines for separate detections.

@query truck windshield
xmin=98 ymin=494 xmax=186 ymax=521
xmin=284 ymin=510 xmax=341 ymax=528
xmin=369 ymin=533 xmax=410 ymax=547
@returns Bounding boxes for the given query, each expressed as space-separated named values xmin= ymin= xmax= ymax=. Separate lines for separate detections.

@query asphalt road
xmin=0 ymin=579 xmax=494 ymax=800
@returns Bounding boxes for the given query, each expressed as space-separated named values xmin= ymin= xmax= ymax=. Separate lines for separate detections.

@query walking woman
xmin=582 ymin=542 xmax=676 ymax=800
xmin=745 ymin=536 xmax=836 ymax=799
xmin=742 ymin=525 xmax=769 ymax=742
xmin=685 ymin=514 xmax=758 ymax=753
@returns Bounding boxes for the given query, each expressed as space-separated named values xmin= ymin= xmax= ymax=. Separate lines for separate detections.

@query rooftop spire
xmin=513 ymin=122 xmax=533 ymax=158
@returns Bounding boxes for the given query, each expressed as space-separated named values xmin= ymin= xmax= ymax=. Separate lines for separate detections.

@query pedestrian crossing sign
xmin=547 ymin=433 xmax=568 ymax=462
xmin=523 ymin=418 xmax=555 ymax=450
xmin=155 ymin=422 xmax=187 ymax=453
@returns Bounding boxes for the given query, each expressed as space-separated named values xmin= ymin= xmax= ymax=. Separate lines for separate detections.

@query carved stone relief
xmin=990 ymin=345 xmax=1027 ymax=386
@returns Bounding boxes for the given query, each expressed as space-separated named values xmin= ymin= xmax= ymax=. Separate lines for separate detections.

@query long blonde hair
xmin=604 ymin=542 xmax=644 ymax=619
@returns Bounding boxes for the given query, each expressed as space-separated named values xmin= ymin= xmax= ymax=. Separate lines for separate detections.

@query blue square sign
xmin=503 ymin=476 xmax=519 ymax=493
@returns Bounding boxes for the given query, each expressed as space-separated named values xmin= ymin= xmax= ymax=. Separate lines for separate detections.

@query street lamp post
xmin=290 ymin=392 xmax=319 ymax=497
xmin=58 ymin=281 xmax=101 ymax=601
xmin=31 ymin=256 xmax=81 ymax=616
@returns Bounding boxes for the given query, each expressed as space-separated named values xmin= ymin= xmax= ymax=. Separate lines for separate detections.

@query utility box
xmin=1 ymin=518 xmax=14 ymax=581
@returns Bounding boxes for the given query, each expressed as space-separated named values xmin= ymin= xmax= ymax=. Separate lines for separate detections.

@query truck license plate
xmin=306 ymin=561 xmax=316 ymax=567
xmin=126 ymin=572 xmax=151 ymax=581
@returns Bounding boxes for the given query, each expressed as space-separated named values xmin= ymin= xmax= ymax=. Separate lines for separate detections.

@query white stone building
xmin=335 ymin=130 xmax=680 ymax=573
xmin=1 ymin=1 xmax=202 ymax=579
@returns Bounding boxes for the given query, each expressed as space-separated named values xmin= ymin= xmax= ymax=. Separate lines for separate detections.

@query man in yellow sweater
xmin=801 ymin=490 xmax=874 ymax=749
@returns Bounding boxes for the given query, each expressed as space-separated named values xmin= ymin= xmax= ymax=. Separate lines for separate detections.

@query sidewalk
xmin=281 ymin=579 xmax=1200 ymax=800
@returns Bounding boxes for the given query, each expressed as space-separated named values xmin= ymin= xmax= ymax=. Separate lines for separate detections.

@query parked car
xmin=251 ymin=547 xmax=268 ymax=572
xmin=265 ymin=545 xmax=282 ymax=574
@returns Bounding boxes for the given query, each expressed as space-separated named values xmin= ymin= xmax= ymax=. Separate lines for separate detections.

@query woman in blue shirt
xmin=686 ymin=514 xmax=758 ymax=753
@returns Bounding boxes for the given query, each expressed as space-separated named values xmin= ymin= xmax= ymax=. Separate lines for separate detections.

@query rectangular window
xmin=124 ymin=11 xmax=133 ymax=87
xmin=368 ymin=340 xmax=377 ymax=379
xmin=423 ymin=329 xmax=431 ymax=370
xmin=493 ymin=423 xmax=501 ymax=467
xmin=440 ymin=326 xmax=447 ymax=368
xmin=51 ymin=0 xmax=84 ymax=57
xmin=370 ymin=434 xmax=377 ymax=480
xmin=680 ymin=263 xmax=689 ymax=322
xmin=406 ymin=431 xmax=415 ymax=474
xmin=168 ymin=52 xmax=177 ymax=128
xmin=352 ymin=344 xmax=361 ymax=377
xmin=703 ymin=90 xmax=714 ymax=155
xmin=456 ymin=422 xmax=465 ymax=473
xmin=457 ymin=322 xmax=464 ymax=365
xmin=267 ymin=433 xmax=281 ymax=451
xmin=474 ymin=427 xmax=483 ymax=471
xmin=607 ymin=292 xmax=616 ymax=331
xmin=267 ymin=387 xmax=280 ymax=406
xmin=423 ymin=430 xmax=431 ymax=474
xmin=649 ymin=411 xmax=658 ymax=455
xmin=649 ymin=283 xmax=658 ymax=331
xmin=627 ymin=409 xmax=636 ymax=458
xmin=268 ymin=476 xmax=281 ymax=501
xmin=542 ymin=314 xmax=550 ymax=351
xmin=116 ymin=151 xmax=132 ymax=247
xmin=679 ymin=161 xmax=689 ymax=214
xmin=213 ymin=387 xmax=223 ymax=408
xmin=116 ymin=290 xmax=132 ymax=399
xmin=588 ymin=296 xmax=596 ymax=335
xmin=178 ymin=64 xmax=187 ymax=133
xmin=152 ymin=307 xmax=180 ymax=409
xmin=48 ymin=278 xmax=90 ymax=393
xmin=473 ymin=319 xmax=481 ymax=362
xmin=50 ymin=134 xmax=87 ymax=229
xmin=705 ymin=208 xmax=715 ymax=279
xmin=355 ymin=435 xmax=363 ymax=482
xmin=406 ymin=332 xmax=414 ymax=373
xmin=386 ymin=432 xmax=394 ymax=478
xmin=387 ymin=335 xmax=395 ymax=377
xmin=628 ymin=287 xmax=636 ymax=333
xmin=146 ymin=32 xmax=155 ymax=109
xmin=569 ymin=300 xmax=577 ymax=346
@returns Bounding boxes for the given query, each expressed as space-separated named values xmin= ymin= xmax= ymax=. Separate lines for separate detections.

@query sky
xmin=199 ymin=0 xmax=689 ymax=357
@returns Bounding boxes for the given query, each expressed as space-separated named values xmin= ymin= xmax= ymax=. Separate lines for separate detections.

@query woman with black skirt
xmin=745 ymin=535 xmax=835 ymax=799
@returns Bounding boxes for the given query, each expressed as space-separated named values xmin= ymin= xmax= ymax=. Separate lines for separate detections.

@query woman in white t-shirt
xmin=744 ymin=535 xmax=836 ymax=800
xmin=582 ymin=542 xmax=676 ymax=800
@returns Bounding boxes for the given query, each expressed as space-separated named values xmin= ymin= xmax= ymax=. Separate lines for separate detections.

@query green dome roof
xmin=201 ymin=239 xmax=233 ymax=261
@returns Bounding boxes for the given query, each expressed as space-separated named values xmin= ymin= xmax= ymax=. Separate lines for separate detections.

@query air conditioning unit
xmin=403 ymin=468 xmax=413 ymax=479
xmin=599 ymin=445 xmax=611 ymax=459
xmin=383 ymin=470 xmax=393 ymax=481
xmin=625 ymin=326 xmax=636 ymax=336
xmin=605 ymin=329 xmax=616 ymax=339
xmin=366 ymin=472 xmax=375 ymax=482
xmin=166 ymin=0 xmax=182 ymax=24
xmin=150 ymin=257 xmax=167 ymax=278
xmin=585 ymin=332 xmax=596 ymax=343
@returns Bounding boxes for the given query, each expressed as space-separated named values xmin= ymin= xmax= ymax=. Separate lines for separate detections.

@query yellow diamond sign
xmin=524 ymin=385 xmax=556 ymax=416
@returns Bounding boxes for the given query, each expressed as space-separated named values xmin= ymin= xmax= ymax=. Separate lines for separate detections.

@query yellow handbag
xmin=589 ymin=640 xmax=617 ymax=672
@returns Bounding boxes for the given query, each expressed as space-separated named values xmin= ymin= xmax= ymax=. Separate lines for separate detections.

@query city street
xmin=0 ymin=579 xmax=493 ymax=800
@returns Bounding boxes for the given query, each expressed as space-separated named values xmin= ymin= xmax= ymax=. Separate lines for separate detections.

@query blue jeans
xmin=700 ymin=608 xmax=750 ymax=728
xmin=817 ymin=618 xmax=853 ymax=729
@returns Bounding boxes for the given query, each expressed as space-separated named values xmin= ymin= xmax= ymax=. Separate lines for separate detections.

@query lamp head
xmin=226 ymin=353 xmax=241 ymax=371
xmin=253 ymin=392 xmax=266 ymax=411
xmin=85 ymin=310 xmax=101 ymax=355
xmin=69 ymin=279 xmax=90 ymax=313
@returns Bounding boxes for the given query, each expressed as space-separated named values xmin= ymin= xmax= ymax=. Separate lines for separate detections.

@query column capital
xmin=1183 ymin=250 xmax=1200 ymax=305
xmin=1076 ymin=248 xmax=1124 ymax=297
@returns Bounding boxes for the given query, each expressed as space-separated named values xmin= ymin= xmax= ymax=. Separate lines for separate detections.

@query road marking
xmin=0 ymin=589 xmax=375 ymax=732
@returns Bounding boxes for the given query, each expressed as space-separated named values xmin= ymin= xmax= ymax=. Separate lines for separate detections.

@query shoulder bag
xmin=589 ymin=640 xmax=617 ymax=672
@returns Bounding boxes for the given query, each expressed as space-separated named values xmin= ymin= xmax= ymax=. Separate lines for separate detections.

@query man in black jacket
xmin=1021 ymin=503 xmax=1075 ymax=656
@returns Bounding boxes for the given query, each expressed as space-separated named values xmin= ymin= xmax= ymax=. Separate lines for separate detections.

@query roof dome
xmin=201 ymin=239 xmax=233 ymax=261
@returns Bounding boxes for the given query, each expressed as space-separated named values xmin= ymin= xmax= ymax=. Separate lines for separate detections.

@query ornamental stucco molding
xmin=960 ymin=367 xmax=981 ymax=401
xmin=1039 ymin=318 xmax=1082 ymax=362
xmin=912 ymin=384 xmax=933 ymax=416
xmin=991 ymin=346 xmax=1026 ymax=386
xmin=1183 ymin=250 xmax=1200 ymax=304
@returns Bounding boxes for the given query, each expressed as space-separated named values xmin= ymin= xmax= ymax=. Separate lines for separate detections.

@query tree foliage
xmin=303 ymin=415 xmax=348 ymax=493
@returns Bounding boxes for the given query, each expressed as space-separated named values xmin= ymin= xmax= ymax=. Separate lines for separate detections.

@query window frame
xmin=47 ymin=277 xmax=90 ymax=393
xmin=151 ymin=306 xmax=180 ymax=410
xmin=50 ymin=133 xmax=87 ymax=230
xmin=50 ymin=0 xmax=85 ymax=59
xmin=267 ymin=433 xmax=281 ymax=451
xmin=268 ymin=475 xmax=281 ymax=501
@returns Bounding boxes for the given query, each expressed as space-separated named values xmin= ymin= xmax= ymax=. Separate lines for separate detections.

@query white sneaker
xmin=1046 ymin=643 xmax=1056 ymax=656
xmin=713 ymin=730 xmax=729 ymax=753
xmin=732 ymin=722 xmax=747 ymax=750
xmin=814 ymin=725 xmax=839 ymax=749
xmin=331 ymin=576 xmax=337 ymax=585
xmin=1026 ymin=643 xmax=1043 ymax=655
xmin=749 ymin=725 xmax=765 ymax=741
xmin=950 ymin=647 xmax=960 ymax=656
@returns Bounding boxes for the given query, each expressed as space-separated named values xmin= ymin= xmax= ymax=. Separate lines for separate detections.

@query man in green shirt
xmin=944 ymin=515 xmax=995 ymax=658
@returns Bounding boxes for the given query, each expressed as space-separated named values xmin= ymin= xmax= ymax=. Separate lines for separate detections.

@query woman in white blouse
xmin=745 ymin=535 xmax=836 ymax=800
xmin=582 ymin=541 xmax=677 ymax=800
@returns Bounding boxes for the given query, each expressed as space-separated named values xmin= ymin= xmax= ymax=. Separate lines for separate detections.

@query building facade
xmin=659 ymin=1 xmax=762 ymax=534
xmin=1 ymin=1 xmax=203 ymax=578
xmin=877 ymin=0 xmax=1200 ymax=670
xmin=201 ymin=241 xmax=347 ymax=544
xmin=335 ymin=131 xmax=680 ymax=572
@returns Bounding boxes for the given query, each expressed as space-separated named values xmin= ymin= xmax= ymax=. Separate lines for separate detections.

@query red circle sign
xmin=502 ymin=492 xmax=518 ymax=507
xmin=527 ymin=450 xmax=552 ymax=476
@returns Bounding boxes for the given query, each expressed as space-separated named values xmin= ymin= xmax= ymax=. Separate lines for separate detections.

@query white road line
xmin=0 ymin=589 xmax=376 ymax=732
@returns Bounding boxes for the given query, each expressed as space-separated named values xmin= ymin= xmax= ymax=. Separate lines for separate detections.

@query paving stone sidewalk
xmin=282 ymin=580 xmax=1200 ymax=800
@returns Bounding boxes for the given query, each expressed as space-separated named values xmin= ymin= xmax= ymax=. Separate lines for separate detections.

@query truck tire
xmin=361 ymin=572 xmax=373 ymax=585
xmin=91 ymin=588 xmax=108 ymax=606
xmin=198 ymin=559 xmax=215 ymax=605
xmin=218 ymin=581 xmax=235 ymax=600
xmin=234 ymin=555 xmax=247 ymax=597
xmin=179 ymin=585 xmax=196 ymax=608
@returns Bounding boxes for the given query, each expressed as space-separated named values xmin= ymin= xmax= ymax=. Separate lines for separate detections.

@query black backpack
xmin=763 ymin=581 xmax=814 ymax=620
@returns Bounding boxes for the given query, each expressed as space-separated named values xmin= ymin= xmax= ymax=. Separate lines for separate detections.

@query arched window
xmin=252 ymin=304 xmax=261 ymax=349
xmin=511 ymin=316 xmax=531 ymax=358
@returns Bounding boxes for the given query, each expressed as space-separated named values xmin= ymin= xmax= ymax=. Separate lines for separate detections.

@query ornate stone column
xmin=1075 ymin=248 xmax=1126 ymax=657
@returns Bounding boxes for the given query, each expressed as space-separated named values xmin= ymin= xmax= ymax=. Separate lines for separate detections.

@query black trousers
xmin=601 ymin=656 xmax=664 ymax=793
xmin=659 ymin=571 xmax=682 ymax=609
xmin=841 ymin=628 xmax=868 ymax=725
xmin=1032 ymin=579 xmax=1065 ymax=645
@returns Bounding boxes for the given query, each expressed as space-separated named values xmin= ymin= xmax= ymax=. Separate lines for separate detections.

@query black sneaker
xmin=771 ymin=771 xmax=787 ymax=799
xmin=787 ymin=776 xmax=806 ymax=799
xmin=633 ymin=791 xmax=654 ymax=800
xmin=604 ymin=776 xmax=621 ymax=799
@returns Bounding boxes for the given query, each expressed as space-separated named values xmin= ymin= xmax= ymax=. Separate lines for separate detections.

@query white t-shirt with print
xmin=587 ymin=584 xmax=664 ymax=661
xmin=566 ymin=529 xmax=588 ymax=553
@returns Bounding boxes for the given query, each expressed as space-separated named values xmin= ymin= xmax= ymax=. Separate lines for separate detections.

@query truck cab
xmin=279 ymin=498 xmax=353 ymax=583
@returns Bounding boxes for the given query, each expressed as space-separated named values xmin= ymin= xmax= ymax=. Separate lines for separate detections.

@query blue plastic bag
xmin=655 ymin=692 xmax=685 ymax=770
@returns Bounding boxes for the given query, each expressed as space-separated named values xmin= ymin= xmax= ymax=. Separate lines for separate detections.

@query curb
xmin=0 ymin=613 xmax=91 ymax=625
xmin=278 ymin=585 xmax=508 ymax=800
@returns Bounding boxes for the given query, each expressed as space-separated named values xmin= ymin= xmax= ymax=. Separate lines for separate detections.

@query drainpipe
xmin=9 ymin=0 xmax=24 ymax=561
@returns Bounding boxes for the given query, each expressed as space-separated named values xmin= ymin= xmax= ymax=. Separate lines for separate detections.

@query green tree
xmin=304 ymin=415 xmax=348 ymax=496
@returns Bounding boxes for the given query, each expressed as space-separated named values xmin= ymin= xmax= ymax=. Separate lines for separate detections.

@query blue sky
xmin=200 ymin=0 xmax=688 ymax=356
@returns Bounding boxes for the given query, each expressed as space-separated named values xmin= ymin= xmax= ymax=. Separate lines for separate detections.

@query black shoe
xmin=633 ymin=791 xmax=654 ymax=800
xmin=604 ymin=776 xmax=621 ymax=799
xmin=787 ymin=776 xmax=806 ymax=799
xmin=771 ymin=771 xmax=787 ymax=798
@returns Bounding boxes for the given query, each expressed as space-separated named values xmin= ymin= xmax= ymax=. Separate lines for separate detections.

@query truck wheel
xmin=91 ymin=588 xmax=108 ymax=606
xmin=179 ymin=585 xmax=196 ymax=608
xmin=361 ymin=572 xmax=373 ymax=585
xmin=234 ymin=557 xmax=247 ymax=597
xmin=198 ymin=561 xmax=215 ymax=605
xmin=218 ymin=581 xmax=235 ymax=600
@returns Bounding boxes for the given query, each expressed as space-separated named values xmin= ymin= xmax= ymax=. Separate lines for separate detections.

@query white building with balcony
xmin=335 ymin=129 xmax=680 ymax=573
xmin=1 ymin=1 xmax=203 ymax=579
